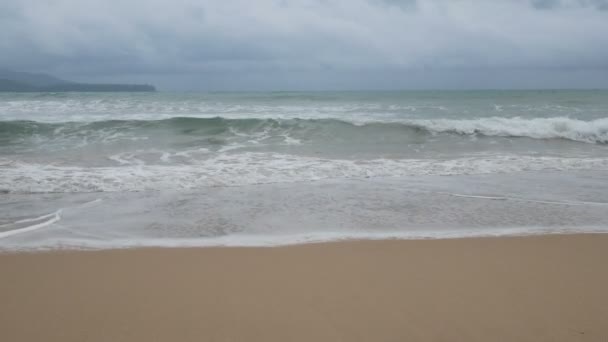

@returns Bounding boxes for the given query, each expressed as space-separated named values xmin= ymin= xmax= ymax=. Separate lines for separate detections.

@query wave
xmin=2 ymin=116 xmax=608 ymax=145
xmin=405 ymin=117 xmax=608 ymax=144
xmin=2 ymin=154 xmax=608 ymax=193
xmin=5 ymin=227 xmax=608 ymax=251
xmin=0 ymin=210 xmax=62 ymax=239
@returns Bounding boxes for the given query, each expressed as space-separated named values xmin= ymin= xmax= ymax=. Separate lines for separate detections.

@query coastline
xmin=1 ymin=234 xmax=607 ymax=341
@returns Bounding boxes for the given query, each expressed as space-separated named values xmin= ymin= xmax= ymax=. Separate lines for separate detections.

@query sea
xmin=1 ymin=90 xmax=608 ymax=250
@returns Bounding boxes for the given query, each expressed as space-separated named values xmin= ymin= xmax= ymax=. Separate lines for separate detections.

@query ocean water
xmin=1 ymin=90 xmax=608 ymax=250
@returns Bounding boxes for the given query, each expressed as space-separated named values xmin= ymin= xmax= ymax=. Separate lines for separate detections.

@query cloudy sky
xmin=1 ymin=0 xmax=607 ymax=90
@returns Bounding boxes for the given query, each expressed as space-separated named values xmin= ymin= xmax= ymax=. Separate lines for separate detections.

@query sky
xmin=1 ymin=0 xmax=608 ymax=91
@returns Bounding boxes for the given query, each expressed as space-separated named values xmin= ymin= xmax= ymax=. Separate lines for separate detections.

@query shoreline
xmin=1 ymin=234 xmax=607 ymax=341
xmin=2 ymin=229 xmax=607 ymax=253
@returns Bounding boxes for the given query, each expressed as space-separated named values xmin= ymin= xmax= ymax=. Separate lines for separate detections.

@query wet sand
xmin=1 ymin=234 xmax=607 ymax=341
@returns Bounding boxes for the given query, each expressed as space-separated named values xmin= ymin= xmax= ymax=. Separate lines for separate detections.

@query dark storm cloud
xmin=1 ymin=0 xmax=607 ymax=90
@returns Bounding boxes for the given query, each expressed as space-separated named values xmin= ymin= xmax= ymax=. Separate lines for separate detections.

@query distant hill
xmin=0 ymin=70 xmax=71 ymax=88
xmin=0 ymin=70 xmax=156 ymax=92
xmin=0 ymin=79 xmax=39 ymax=92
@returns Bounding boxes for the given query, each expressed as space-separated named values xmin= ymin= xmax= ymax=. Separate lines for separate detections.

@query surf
xmin=2 ymin=116 xmax=608 ymax=147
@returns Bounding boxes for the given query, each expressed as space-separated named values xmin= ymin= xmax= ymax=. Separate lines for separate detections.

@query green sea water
xmin=1 ymin=90 xmax=608 ymax=250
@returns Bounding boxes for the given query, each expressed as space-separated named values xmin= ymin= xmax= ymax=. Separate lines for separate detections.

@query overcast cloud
xmin=1 ymin=0 xmax=607 ymax=90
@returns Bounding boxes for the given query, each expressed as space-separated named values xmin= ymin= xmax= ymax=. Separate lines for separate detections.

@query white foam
xmin=2 ymin=153 xmax=608 ymax=193
xmin=281 ymin=133 xmax=302 ymax=145
xmin=2 ymin=227 xmax=607 ymax=252
xmin=428 ymin=191 xmax=608 ymax=206
xmin=0 ymin=210 xmax=62 ymax=239
xmin=0 ymin=99 xmax=392 ymax=123
xmin=403 ymin=117 xmax=608 ymax=144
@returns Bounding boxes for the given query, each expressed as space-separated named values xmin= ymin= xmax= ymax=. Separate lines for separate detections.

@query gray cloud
xmin=1 ymin=0 xmax=607 ymax=90
xmin=532 ymin=0 xmax=608 ymax=10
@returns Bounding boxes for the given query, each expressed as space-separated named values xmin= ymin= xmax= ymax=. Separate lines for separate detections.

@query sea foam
xmin=2 ymin=154 xmax=608 ymax=193
xmin=404 ymin=117 xmax=608 ymax=144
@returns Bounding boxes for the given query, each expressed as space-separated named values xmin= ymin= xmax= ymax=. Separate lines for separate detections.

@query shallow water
xmin=1 ymin=90 xmax=608 ymax=250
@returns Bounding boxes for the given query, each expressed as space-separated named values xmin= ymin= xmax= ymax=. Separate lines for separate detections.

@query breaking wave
xmin=405 ymin=117 xmax=608 ymax=144
xmin=2 ymin=116 xmax=608 ymax=145
xmin=2 ymin=154 xmax=608 ymax=193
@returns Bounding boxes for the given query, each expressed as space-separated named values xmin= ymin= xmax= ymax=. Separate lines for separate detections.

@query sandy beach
xmin=1 ymin=234 xmax=607 ymax=342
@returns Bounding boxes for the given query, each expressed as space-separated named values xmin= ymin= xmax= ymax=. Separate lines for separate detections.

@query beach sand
xmin=1 ymin=234 xmax=607 ymax=342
